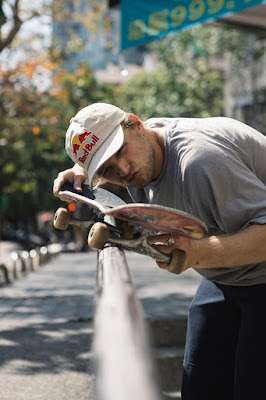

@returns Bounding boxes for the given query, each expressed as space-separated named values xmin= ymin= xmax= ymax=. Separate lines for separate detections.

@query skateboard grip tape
xmin=167 ymin=249 xmax=187 ymax=274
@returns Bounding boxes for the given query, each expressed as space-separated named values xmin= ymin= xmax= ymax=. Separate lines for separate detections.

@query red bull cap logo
xmin=71 ymin=130 xmax=100 ymax=165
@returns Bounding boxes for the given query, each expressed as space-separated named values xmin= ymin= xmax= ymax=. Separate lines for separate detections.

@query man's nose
xmin=116 ymin=159 xmax=130 ymax=177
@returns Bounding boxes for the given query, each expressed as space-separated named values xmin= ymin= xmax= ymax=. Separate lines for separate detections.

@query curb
xmin=0 ymin=243 xmax=62 ymax=285
xmin=154 ymin=346 xmax=184 ymax=391
xmin=148 ymin=318 xmax=187 ymax=347
xmin=148 ymin=318 xmax=187 ymax=392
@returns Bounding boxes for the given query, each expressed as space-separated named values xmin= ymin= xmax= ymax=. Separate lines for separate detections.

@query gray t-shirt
xmin=128 ymin=117 xmax=266 ymax=286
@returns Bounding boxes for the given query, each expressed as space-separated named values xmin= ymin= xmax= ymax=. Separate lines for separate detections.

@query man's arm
xmin=149 ymin=223 xmax=266 ymax=271
xmin=53 ymin=163 xmax=88 ymax=199
xmin=192 ymin=224 xmax=266 ymax=269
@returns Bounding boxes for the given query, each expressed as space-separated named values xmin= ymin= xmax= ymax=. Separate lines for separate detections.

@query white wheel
xmin=54 ymin=208 xmax=71 ymax=230
xmin=88 ymin=222 xmax=110 ymax=249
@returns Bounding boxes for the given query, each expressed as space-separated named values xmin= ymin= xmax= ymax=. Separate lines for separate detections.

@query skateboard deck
xmin=57 ymin=183 xmax=126 ymax=210
xmin=107 ymin=204 xmax=206 ymax=240
xmin=54 ymin=184 xmax=208 ymax=274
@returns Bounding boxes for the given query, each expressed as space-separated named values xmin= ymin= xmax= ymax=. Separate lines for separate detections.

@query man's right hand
xmin=53 ymin=164 xmax=87 ymax=200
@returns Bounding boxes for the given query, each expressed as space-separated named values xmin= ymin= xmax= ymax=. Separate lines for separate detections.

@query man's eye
xmin=103 ymin=166 xmax=112 ymax=177
xmin=117 ymin=144 xmax=126 ymax=156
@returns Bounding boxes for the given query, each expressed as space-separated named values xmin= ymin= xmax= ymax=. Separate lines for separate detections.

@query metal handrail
xmin=93 ymin=245 xmax=161 ymax=400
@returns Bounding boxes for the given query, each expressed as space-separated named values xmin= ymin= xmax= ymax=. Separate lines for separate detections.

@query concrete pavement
xmin=0 ymin=252 xmax=97 ymax=400
xmin=0 ymin=248 xmax=201 ymax=399
xmin=126 ymin=251 xmax=201 ymax=320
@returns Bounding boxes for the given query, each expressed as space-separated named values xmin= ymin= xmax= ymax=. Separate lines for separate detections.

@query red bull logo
xmin=71 ymin=130 xmax=100 ymax=164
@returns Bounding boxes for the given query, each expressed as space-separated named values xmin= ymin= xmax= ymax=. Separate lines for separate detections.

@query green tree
xmin=0 ymin=0 xmax=45 ymax=52
xmin=115 ymin=26 xmax=260 ymax=121
xmin=0 ymin=60 xmax=115 ymax=233
xmin=0 ymin=0 xmax=116 ymax=240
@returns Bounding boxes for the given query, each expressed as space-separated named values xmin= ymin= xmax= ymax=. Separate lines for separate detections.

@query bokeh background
xmin=1 ymin=0 xmax=266 ymax=250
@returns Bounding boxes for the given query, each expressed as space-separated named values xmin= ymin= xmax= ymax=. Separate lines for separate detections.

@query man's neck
xmin=150 ymin=127 xmax=165 ymax=180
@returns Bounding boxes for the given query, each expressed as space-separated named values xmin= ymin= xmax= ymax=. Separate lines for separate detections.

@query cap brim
xmin=88 ymin=124 xmax=124 ymax=188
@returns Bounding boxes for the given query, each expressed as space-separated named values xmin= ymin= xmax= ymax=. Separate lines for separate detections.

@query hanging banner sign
xmin=121 ymin=0 xmax=266 ymax=49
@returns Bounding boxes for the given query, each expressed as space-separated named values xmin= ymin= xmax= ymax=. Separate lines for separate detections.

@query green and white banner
xmin=121 ymin=0 xmax=266 ymax=49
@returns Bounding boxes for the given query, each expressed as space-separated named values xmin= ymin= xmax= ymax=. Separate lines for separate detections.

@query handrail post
xmin=93 ymin=245 xmax=161 ymax=400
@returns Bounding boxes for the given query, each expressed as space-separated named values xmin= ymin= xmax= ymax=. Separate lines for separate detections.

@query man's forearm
xmin=193 ymin=224 xmax=266 ymax=269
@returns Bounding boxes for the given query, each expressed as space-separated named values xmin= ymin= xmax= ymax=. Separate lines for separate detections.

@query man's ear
xmin=130 ymin=113 xmax=142 ymax=126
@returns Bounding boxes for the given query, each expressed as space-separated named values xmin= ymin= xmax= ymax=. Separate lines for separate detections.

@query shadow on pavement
xmin=0 ymin=321 xmax=93 ymax=375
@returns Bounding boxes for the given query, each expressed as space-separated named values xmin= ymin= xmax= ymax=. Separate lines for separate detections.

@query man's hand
xmin=148 ymin=233 xmax=195 ymax=272
xmin=148 ymin=224 xmax=266 ymax=273
xmin=53 ymin=164 xmax=87 ymax=201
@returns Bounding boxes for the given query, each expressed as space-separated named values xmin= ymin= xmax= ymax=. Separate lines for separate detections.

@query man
xmin=54 ymin=102 xmax=266 ymax=400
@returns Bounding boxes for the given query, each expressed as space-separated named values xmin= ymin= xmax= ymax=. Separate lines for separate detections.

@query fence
xmin=93 ymin=245 xmax=162 ymax=400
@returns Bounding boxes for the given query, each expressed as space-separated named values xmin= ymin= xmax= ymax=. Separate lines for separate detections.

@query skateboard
xmin=54 ymin=184 xmax=208 ymax=274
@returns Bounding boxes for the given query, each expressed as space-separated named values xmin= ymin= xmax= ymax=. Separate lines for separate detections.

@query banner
xmin=121 ymin=0 xmax=266 ymax=49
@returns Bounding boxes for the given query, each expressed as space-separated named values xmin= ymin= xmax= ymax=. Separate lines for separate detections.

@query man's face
xmin=94 ymin=126 xmax=156 ymax=188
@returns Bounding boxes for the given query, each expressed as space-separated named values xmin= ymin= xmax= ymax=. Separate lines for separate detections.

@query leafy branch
xmin=0 ymin=0 xmax=39 ymax=52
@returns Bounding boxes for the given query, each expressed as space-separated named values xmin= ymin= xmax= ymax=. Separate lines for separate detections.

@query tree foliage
xmin=115 ymin=26 xmax=261 ymax=121
xmin=0 ymin=60 xmax=115 ymax=229
xmin=0 ymin=0 xmax=44 ymax=52
xmin=0 ymin=0 xmax=116 ymax=238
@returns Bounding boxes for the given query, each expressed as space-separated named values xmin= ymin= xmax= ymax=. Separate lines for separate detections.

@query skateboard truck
xmin=54 ymin=207 xmax=188 ymax=274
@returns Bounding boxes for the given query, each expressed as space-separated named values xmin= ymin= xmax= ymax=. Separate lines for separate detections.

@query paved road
xmin=0 ymin=250 xmax=201 ymax=400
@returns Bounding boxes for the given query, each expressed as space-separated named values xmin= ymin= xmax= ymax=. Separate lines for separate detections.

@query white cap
xmin=65 ymin=103 xmax=127 ymax=187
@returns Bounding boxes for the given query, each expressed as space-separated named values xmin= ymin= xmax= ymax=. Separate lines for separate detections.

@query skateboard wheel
xmin=54 ymin=208 xmax=71 ymax=230
xmin=88 ymin=222 xmax=110 ymax=249
xmin=167 ymin=249 xmax=187 ymax=275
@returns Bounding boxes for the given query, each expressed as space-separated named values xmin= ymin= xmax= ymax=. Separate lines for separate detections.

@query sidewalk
xmin=126 ymin=251 xmax=201 ymax=320
xmin=0 ymin=252 xmax=97 ymax=400
xmin=0 ymin=249 xmax=201 ymax=399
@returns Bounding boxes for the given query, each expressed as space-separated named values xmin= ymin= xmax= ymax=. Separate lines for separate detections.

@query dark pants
xmin=182 ymin=278 xmax=266 ymax=400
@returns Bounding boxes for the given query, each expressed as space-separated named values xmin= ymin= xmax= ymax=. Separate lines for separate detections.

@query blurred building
xmin=52 ymin=0 xmax=151 ymax=82
xmin=224 ymin=37 xmax=266 ymax=132
xmin=215 ymin=4 xmax=266 ymax=131
xmin=52 ymin=0 xmax=107 ymax=70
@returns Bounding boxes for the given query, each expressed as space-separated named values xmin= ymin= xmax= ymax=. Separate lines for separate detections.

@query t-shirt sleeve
xmin=182 ymin=146 xmax=266 ymax=234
